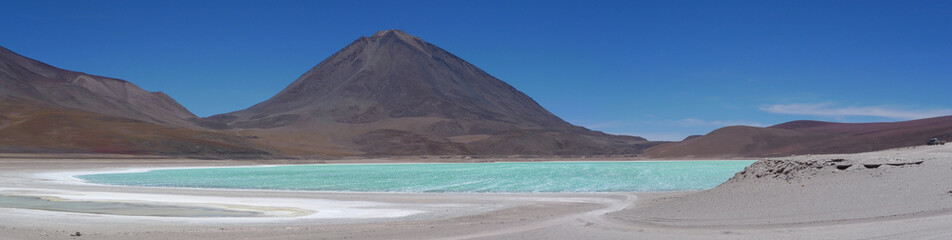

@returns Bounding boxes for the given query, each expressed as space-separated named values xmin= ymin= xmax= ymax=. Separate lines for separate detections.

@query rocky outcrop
xmin=727 ymin=157 xmax=925 ymax=183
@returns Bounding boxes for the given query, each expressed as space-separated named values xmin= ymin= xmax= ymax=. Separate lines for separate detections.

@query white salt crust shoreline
xmin=51 ymin=159 xmax=754 ymax=194
xmin=1 ymin=147 xmax=952 ymax=239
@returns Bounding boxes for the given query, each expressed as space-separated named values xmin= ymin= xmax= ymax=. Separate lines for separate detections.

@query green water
xmin=78 ymin=161 xmax=754 ymax=193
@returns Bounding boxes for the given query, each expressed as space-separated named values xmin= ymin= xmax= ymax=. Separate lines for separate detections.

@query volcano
xmin=208 ymin=30 xmax=652 ymax=156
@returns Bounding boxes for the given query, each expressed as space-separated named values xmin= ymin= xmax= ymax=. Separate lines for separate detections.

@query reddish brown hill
xmin=0 ymin=46 xmax=270 ymax=156
xmin=0 ymin=97 xmax=268 ymax=155
xmin=646 ymin=117 xmax=952 ymax=158
xmin=0 ymin=46 xmax=197 ymax=128
xmin=207 ymin=30 xmax=652 ymax=156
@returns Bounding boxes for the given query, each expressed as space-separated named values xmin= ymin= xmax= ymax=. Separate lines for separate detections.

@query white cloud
xmin=676 ymin=118 xmax=767 ymax=127
xmin=761 ymin=103 xmax=952 ymax=120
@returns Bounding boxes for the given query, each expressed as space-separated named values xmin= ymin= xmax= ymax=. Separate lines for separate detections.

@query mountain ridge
xmin=0 ymin=45 xmax=270 ymax=156
xmin=0 ymin=45 xmax=197 ymax=128
xmin=7 ymin=29 xmax=946 ymax=158
xmin=645 ymin=116 xmax=952 ymax=158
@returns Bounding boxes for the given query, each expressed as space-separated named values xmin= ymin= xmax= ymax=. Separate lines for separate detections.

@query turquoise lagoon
xmin=77 ymin=161 xmax=755 ymax=193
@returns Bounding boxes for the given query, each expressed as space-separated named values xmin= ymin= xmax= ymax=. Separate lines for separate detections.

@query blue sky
xmin=2 ymin=0 xmax=950 ymax=141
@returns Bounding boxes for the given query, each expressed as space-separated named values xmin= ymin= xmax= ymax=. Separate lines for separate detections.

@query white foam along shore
xmin=19 ymin=162 xmax=534 ymax=221
xmin=0 ymin=187 xmax=423 ymax=221
xmin=2 ymin=146 xmax=952 ymax=239
xmin=49 ymin=160 xmax=754 ymax=194
xmin=15 ymin=160 xmax=694 ymax=221
xmin=2 ymin=159 xmax=636 ymax=223
xmin=34 ymin=164 xmax=288 ymax=185
xmin=5 ymin=161 xmax=435 ymax=222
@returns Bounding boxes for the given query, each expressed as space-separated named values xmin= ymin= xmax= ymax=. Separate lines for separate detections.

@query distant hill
xmin=0 ymin=46 xmax=269 ymax=156
xmin=205 ymin=30 xmax=653 ymax=156
xmin=0 ymin=46 xmax=197 ymax=128
xmin=645 ymin=117 xmax=952 ymax=158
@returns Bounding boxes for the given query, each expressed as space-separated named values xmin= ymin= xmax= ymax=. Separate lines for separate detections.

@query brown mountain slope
xmin=207 ymin=30 xmax=652 ymax=156
xmin=0 ymin=46 xmax=270 ymax=156
xmin=0 ymin=46 xmax=197 ymax=128
xmin=0 ymin=97 xmax=268 ymax=156
xmin=645 ymin=116 xmax=952 ymax=158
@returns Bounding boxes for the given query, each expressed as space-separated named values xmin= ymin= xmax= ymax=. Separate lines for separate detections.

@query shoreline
xmin=0 ymin=158 xmax=647 ymax=234
xmin=64 ymin=159 xmax=754 ymax=195
xmin=2 ymin=148 xmax=952 ymax=239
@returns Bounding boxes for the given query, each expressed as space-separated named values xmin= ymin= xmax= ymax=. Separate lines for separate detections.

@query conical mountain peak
xmin=224 ymin=29 xmax=568 ymax=128
xmin=367 ymin=29 xmax=430 ymax=54
xmin=209 ymin=30 xmax=649 ymax=156
xmin=372 ymin=29 xmax=410 ymax=38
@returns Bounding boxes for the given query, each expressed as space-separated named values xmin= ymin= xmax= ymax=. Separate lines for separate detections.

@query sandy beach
xmin=2 ymin=145 xmax=952 ymax=239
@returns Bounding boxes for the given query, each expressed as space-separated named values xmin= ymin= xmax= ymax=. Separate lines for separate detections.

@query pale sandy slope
xmin=611 ymin=144 xmax=952 ymax=239
xmin=2 ymin=146 xmax=952 ymax=239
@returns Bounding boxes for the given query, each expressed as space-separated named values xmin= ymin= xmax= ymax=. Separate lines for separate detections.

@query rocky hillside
xmin=206 ymin=30 xmax=653 ymax=156
xmin=0 ymin=46 xmax=270 ymax=156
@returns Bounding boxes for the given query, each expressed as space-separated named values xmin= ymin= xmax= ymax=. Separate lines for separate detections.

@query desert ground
xmin=1 ymin=145 xmax=952 ymax=239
